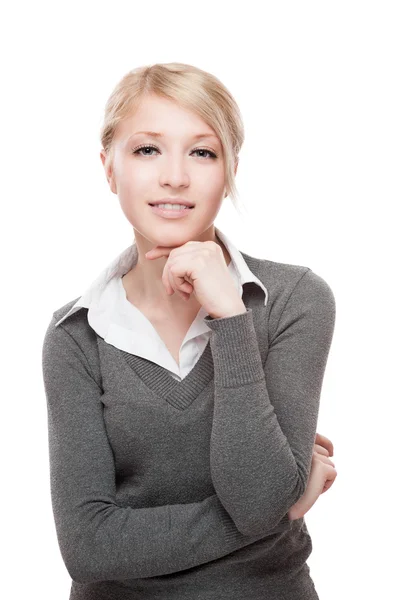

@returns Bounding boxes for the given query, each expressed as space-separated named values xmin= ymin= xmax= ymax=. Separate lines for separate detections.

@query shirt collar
xmin=54 ymin=226 xmax=268 ymax=327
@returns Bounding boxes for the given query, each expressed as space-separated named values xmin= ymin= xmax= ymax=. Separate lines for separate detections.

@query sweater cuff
xmin=204 ymin=308 xmax=265 ymax=387
xmin=214 ymin=501 xmax=293 ymax=550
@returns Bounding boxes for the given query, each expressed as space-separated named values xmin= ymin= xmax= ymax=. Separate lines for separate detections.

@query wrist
xmin=211 ymin=301 xmax=247 ymax=319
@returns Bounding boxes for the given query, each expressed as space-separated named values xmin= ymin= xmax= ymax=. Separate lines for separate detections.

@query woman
xmin=42 ymin=62 xmax=337 ymax=600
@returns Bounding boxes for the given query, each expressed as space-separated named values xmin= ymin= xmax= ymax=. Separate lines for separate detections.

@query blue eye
xmin=131 ymin=145 xmax=218 ymax=159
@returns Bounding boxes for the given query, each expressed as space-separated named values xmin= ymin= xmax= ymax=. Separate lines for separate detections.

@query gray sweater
xmin=42 ymin=251 xmax=336 ymax=600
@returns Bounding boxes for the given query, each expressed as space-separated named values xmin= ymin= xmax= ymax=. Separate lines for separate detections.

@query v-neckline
xmin=117 ymin=251 xmax=265 ymax=411
xmin=120 ymin=338 xmax=215 ymax=410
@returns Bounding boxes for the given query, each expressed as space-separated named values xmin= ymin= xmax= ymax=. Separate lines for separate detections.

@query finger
xmin=145 ymin=247 xmax=174 ymax=260
xmin=166 ymin=268 xmax=192 ymax=300
xmin=321 ymin=479 xmax=334 ymax=494
xmin=314 ymin=444 xmax=329 ymax=456
xmin=167 ymin=268 xmax=183 ymax=295
xmin=180 ymin=281 xmax=194 ymax=293
xmin=162 ymin=263 xmax=174 ymax=295
xmin=146 ymin=245 xmax=197 ymax=260
xmin=169 ymin=264 xmax=194 ymax=294
xmin=146 ymin=241 xmax=201 ymax=261
xmin=315 ymin=433 xmax=334 ymax=456
xmin=315 ymin=432 xmax=333 ymax=452
xmin=315 ymin=453 xmax=335 ymax=468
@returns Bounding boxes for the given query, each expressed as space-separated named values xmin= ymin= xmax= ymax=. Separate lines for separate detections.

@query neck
xmin=122 ymin=227 xmax=231 ymax=313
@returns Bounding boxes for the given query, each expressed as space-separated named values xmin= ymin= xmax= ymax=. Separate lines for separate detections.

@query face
xmin=100 ymin=94 xmax=236 ymax=250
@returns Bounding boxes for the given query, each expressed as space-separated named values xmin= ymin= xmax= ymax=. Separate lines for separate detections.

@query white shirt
xmin=55 ymin=227 xmax=268 ymax=381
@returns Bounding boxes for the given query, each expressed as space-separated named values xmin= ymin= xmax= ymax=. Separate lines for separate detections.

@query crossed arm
xmin=42 ymin=268 xmax=336 ymax=582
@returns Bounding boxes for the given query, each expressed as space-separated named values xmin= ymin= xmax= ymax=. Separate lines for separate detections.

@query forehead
xmin=116 ymin=95 xmax=220 ymax=143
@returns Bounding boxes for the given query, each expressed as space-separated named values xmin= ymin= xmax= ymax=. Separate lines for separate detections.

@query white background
xmin=1 ymin=1 xmax=397 ymax=598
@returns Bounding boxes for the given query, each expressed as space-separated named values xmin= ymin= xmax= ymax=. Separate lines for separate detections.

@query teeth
xmin=155 ymin=203 xmax=189 ymax=210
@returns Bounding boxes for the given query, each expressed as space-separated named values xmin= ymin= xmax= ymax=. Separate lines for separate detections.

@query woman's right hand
xmin=288 ymin=446 xmax=337 ymax=521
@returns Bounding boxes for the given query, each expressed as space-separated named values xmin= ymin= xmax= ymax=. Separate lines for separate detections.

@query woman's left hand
xmin=145 ymin=240 xmax=247 ymax=319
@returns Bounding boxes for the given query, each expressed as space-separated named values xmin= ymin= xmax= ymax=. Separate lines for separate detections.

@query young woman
xmin=42 ymin=62 xmax=337 ymax=600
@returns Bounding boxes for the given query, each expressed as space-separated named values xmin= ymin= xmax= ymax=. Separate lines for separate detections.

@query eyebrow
xmin=129 ymin=131 xmax=219 ymax=141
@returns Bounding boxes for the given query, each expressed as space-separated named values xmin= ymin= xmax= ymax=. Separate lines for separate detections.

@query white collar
xmin=54 ymin=226 xmax=268 ymax=328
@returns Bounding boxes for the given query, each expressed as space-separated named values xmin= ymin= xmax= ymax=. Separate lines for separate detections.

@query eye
xmin=192 ymin=148 xmax=218 ymax=159
xmin=132 ymin=144 xmax=160 ymax=157
xmin=131 ymin=145 xmax=218 ymax=159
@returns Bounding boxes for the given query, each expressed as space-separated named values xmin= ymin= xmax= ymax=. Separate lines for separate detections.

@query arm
xmin=205 ymin=268 xmax=336 ymax=536
xmin=42 ymin=318 xmax=285 ymax=585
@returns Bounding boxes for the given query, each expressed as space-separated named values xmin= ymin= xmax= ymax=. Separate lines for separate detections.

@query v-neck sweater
xmin=42 ymin=251 xmax=336 ymax=600
xmin=53 ymin=226 xmax=269 ymax=382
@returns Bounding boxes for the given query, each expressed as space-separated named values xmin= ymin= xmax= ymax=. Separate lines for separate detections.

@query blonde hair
xmin=100 ymin=62 xmax=245 ymax=215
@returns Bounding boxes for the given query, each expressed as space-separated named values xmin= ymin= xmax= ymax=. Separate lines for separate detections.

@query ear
xmin=100 ymin=150 xmax=117 ymax=194
xmin=224 ymin=157 xmax=240 ymax=198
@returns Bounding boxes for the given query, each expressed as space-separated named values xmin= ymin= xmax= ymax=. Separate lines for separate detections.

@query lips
xmin=149 ymin=204 xmax=193 ymax=219
xmin=149 ymin=204 xmax=194 ymax=209
xmin=149 ymin=199 xmax=195 ymax=208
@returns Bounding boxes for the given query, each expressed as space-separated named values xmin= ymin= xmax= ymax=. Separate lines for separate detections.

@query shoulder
xmin=51 ymin=297 xmax=94 ymax=340
xmin=240 ymin=251 xmax=336 ymax=336
xmin=42 ymin=297 xmax=102 ymax=386
xmin=242 ymin=250 xmax=335 ymax=301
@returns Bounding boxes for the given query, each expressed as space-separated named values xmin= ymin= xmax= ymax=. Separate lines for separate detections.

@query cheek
xmin=117 ymin=195 xmax=148 ymax=230
xmin=117 ymin=163 xmax=151 ymax=195
xmin=195 ymin=165 xmax=225 ymax=189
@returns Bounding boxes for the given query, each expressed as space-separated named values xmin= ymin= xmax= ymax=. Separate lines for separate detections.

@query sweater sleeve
xmin=42 ymin=317 xmax=288 ymax=585
xmin=204 ymin=268 xmax=336 ymax=537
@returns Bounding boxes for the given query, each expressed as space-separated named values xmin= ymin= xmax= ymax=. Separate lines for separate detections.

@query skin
xmin=100 ymin=93 xmax=237 ymax=317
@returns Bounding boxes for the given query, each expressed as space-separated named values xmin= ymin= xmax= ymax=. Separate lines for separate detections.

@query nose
xmin=159 ymin=154 xmax=190 ymax=189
